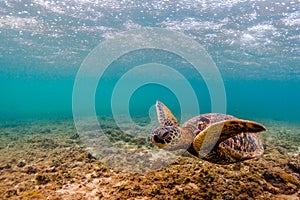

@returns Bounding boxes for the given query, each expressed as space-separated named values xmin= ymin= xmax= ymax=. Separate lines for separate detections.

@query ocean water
xmin=0 ymin=0 xmax=300 ymax=198
xmin=0 ymin=0 xmax=299 ymax=123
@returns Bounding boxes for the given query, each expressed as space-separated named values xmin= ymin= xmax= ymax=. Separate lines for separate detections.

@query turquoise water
xmin=0 ymin=1 xmax=299 ymax=123
xmin=1 ymin=72 xmax=299 ymax=123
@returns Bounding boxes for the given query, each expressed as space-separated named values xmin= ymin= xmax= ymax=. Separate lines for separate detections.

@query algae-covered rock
xmin=262 ymin=168 xmax=299 ymax=194
xmin=0 ymin=118 xmax=300 ymax=199
xmin=35 ymin=174 xmax=50 ymax=185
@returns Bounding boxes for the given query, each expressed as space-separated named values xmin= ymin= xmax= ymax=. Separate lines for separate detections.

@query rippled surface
xmin=0 ymin=0 xmax=299 ymax=79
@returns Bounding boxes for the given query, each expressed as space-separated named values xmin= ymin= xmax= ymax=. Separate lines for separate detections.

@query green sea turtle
xmin=150 ymin=101 xmax=266 ymax=164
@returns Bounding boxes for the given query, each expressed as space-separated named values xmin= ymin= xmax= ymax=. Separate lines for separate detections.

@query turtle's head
xmin=150 ymin=126 xmax=194 ymax=150
xmin=151 ymin=100 xmax=194 ymax=150
xmin=151 ymin=126 xmax=181 ymax=150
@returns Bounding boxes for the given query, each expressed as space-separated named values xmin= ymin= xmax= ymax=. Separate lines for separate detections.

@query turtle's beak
xmin=150 ymin=127 xmax=167 ymax=148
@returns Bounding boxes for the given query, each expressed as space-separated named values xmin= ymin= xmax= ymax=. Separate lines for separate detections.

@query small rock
xmin=35 ymin=174 xmax=50 ymax=185
xmin=17 ymin=160 xmax=26 ymax=168
xmin=45 ymin=166 xmax=56 ymax=173
xmin=187 ymin=182 xmax=199 ymax=190
xmin=5 ymin=189 xmax=17 ymax=198
xmin=288 ymin=162 xmax=300 ymax=174
xmin=175 ymin=185 xmax=183 ymax=192
xmin=25 ymin=166 xmax=39 ymax=174
xmin=0 ymin=164 xmax=12 ymax=170
xmin=87 ymin=152 xmax=95 ymax=160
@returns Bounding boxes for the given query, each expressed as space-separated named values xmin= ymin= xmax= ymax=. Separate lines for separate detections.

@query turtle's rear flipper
xmin=193 ymin=119 xmax=266 ymax=153
xmin=219 ymin=132 xmax=265 ymax=160
xmin=199 ymin=132 xmax=265 ymax=164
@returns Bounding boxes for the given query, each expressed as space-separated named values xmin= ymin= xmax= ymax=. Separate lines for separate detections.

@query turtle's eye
xmin=162 ymin=131 xmax=169 ymax=137
xmin=153 ymin=135 xmax=165 ymax=144
xmin=158 ymin=129 xmax=167 ymax=136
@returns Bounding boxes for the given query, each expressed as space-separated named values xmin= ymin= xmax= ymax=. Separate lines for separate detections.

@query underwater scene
xmin=0 ymin=0 xmax=300 ymax=199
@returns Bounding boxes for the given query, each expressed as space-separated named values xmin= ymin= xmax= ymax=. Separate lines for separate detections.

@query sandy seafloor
xmin=0 ymin=117 xmax=299 ymax=200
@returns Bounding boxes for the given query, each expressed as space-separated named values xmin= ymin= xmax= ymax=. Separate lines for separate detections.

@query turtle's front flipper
xmin=156 ymin=100 xmax=179 ymax=127
xmin=192 ymin=119 xmax=266 ymax=154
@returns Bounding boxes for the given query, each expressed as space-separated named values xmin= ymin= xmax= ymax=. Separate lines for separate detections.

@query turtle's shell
xmin=182 ymin=113 xmax=236 ymax=131
xmin=182 ymin=113 xmax=265 ymax=164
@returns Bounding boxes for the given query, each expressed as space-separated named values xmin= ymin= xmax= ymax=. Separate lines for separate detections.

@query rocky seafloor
xmin=0 ymin=117 xmax=299 ymax=200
